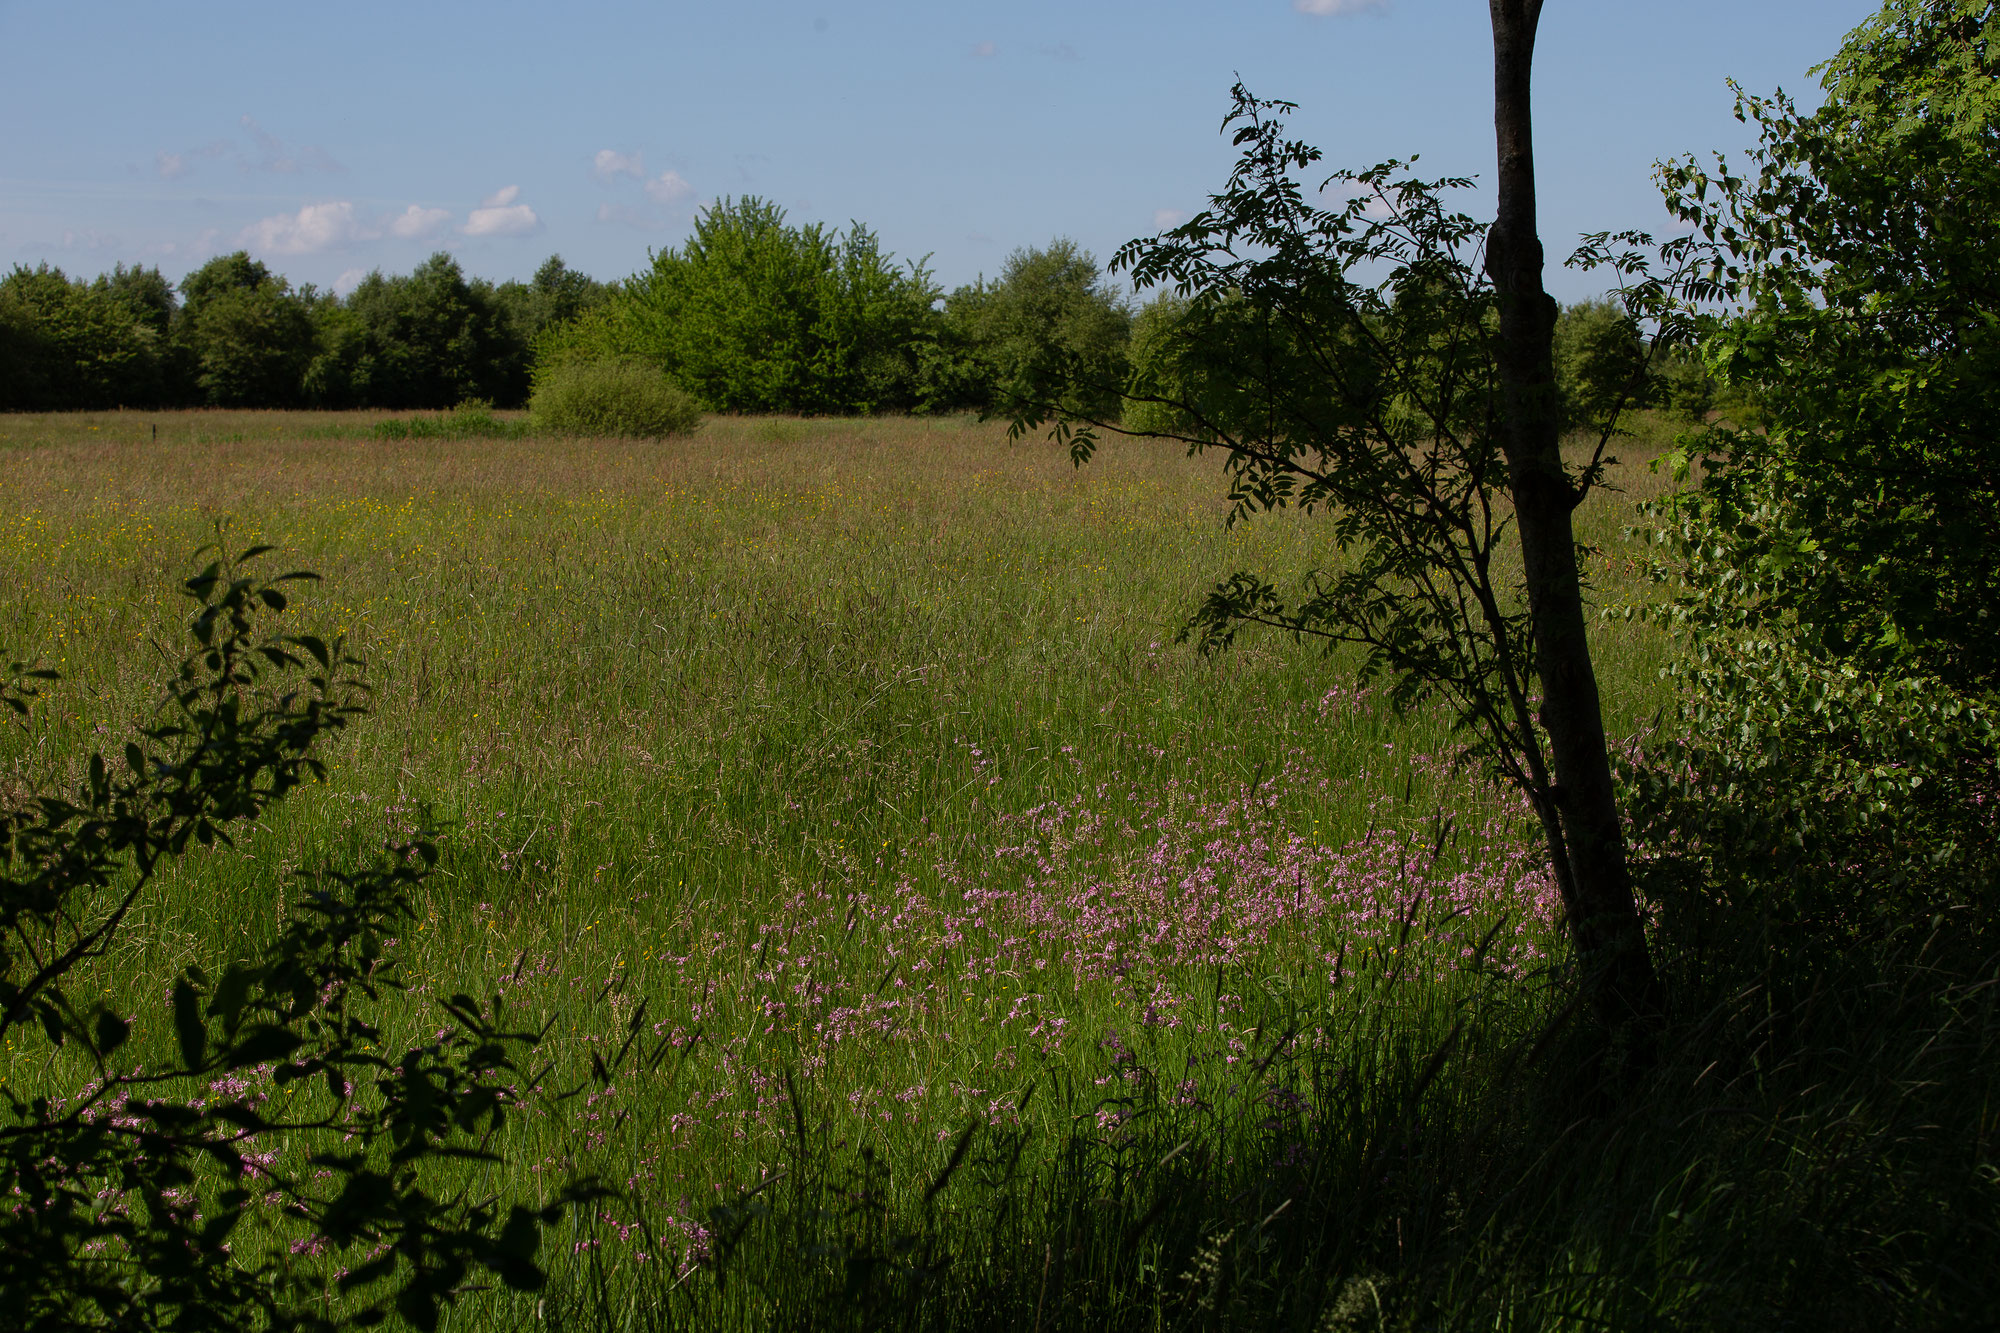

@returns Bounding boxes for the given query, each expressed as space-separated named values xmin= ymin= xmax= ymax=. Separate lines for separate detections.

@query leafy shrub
xmin=547 ymin=197 xmax=937 ymax=415
xmin=1622 ymin=628 xmax=2000 ymax=963
xmin=1120 ymin=293 xmax=1197 ymax=435
xmin=1552 ymin=298 xmax=1649 ymax=428
xmin=1652 ymin=0 xmax=2000 ymax=696
xmin=923 ymin=240 xmax=1131 ymax=420
xmin=529 ymin=357 xmax=702 ymax=438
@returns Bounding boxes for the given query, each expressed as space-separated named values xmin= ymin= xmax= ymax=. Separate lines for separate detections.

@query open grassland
xmin=0 ymin=409 xmax=1687 ymax=1326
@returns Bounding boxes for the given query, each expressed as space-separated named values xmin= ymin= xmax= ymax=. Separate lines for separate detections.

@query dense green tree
xmin=319 ymin=253 xmax=525 ymax=409
xmin=937 ymin=241 xmax=1130 ymax=420
xmin=558 ymin=197 xmax=937 ymax=414
xmin=1615 ymin=0 xmax=2000 ymax=946
xmin=0 ymin=264 xmax=169 ymax=410
xmin=91 ymin=263 xmax=177 ymax=338
xmin=1656 ymin=0 xmax=2000 ymax=693
xmin=175 ymin=252 xmax=315 ymax=407
xmin=1551 ymin=298 xmax=1647 ymax=429
xmin=494 ymin=254 xmax=614 ymax=351
xmin=910 ymin=278 xmax=999 ymax=413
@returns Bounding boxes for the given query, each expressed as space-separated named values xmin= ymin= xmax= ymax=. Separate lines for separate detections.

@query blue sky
xmin=0 ymin=1 xmax=1879 ymax=302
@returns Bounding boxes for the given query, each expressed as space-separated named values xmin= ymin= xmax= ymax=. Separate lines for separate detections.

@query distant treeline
xmin=0 ymin=250 xmax=610 ymax=412
xmin=0 ymin=195 xmax=1708 ymax=420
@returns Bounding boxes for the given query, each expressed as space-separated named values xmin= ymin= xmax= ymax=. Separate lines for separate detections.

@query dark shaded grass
xmin=527 ymin=924 xmax=2000 ymax=1333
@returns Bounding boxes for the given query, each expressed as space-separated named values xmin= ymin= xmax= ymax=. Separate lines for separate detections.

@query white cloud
xmin=241 ymin=201 xmax=372 ymax=256
xmin=970 ymin=39 xmax=998 ymax=57
xmin=332 ymin=267 xmax=367 ymax=296
xmin=644 ymin=170 xmax=694 ymax=206
xmin=593 ymin=162 xmax=698 ymax=228
xmin=1294 ymin=0 xmax=1384 ymax=13
xmin=157 ymin=153 xmax=188 ymax=180
xmin=1153 ymin=208 xmax=1189 ymax=229
xmin=593 ymin=149 xmax=645 ymax=181
xmin=462 ymin=187 xmax=539 ymax=237
xmin=388 ymin=204 xmax=453 ymax=240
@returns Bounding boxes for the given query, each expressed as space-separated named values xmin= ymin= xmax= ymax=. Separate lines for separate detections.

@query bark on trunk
xmin=1486 ymin=0 xmax=1660 ymax=1031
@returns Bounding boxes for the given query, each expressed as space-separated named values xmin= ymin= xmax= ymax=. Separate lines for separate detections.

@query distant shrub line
xmin=368 ymin=402 xmax=532 ymax=441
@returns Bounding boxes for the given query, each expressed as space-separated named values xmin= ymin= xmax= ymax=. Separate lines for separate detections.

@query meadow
xmin=15 ymin=407 xmax=1948 ymax=1332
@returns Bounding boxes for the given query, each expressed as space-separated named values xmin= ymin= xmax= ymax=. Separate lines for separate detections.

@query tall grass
xmin=3 ymin=409 xmax=1987 ymax=1329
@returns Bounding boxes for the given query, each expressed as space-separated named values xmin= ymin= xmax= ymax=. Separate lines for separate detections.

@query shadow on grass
xmin=529 ymin=922 xmax=2000 ymax=1332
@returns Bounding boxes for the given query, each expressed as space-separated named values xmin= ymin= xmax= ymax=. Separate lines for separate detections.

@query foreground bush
xmin=530 ymin=358 xmax=702 ymax=438
xmin=0 ymin=541 xmax=594 ymax=1330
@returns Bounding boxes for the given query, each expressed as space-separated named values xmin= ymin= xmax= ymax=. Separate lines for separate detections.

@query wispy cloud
xmin=53 ymin=228 xmax=125 ymax=252
xmin=155 ymin=119 xmax=340 ymax=181
xmin=1036 ymin=42 xmax=1080 ymax=61
xmin=238 ymin=115 xmax=343 ymax=174
xmin=461 ymin=185 xmax=539 ymax=238
xmin=156 ymin=140 xmax=230 ymax=180
xmin=1153 ymin=208 xmax=1189 ymax=230
xmin=1293 ymin=0 xmax=1385 ymax=14
xmin=147 ymin=228 xmax=222 ymax=261
xmin=970 ymin=39 xmax=998 ymax=58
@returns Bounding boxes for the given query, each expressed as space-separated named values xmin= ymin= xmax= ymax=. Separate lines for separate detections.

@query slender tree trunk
xmin=1486 ymin=0 xmax=1659 ymax=1031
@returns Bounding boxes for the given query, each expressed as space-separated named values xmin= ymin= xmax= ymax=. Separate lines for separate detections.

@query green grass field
xmin=2 ymin=408 xmax=1703 ymax=1327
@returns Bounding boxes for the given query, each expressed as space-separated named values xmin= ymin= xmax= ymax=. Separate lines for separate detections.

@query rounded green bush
xmin=529 ymin=358 xmax=702 ymax=438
